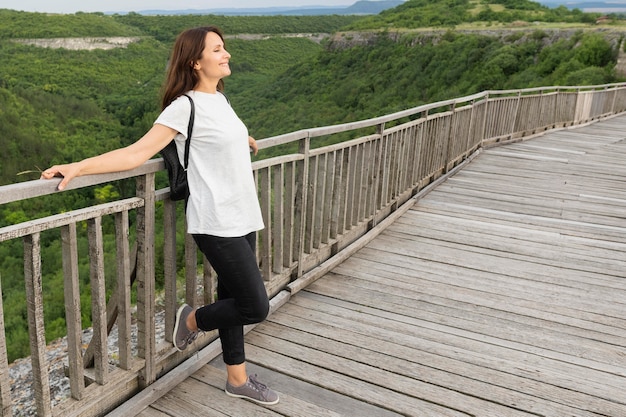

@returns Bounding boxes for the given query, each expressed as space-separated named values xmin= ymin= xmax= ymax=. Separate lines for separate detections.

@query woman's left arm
xmin=248 ymin=136 xmax=258 ymax=156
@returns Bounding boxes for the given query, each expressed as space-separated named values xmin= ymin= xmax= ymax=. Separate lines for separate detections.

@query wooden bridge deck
xmin=132 ymin=115 xmax=626 ymax=417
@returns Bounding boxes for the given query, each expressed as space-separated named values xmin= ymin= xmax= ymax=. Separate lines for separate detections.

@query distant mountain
xmin=132 ymin=1 xmax=405 ymax=16
xmin=537 ymin=0 xmax=626 ymax=11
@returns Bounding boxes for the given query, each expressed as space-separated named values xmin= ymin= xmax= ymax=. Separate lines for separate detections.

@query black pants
xmin=192 ymin=232 xmax=269 ymax=365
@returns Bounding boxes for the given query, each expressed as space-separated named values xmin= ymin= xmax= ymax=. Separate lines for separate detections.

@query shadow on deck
xmin=115 ymin=116 xmax=626 ymax=417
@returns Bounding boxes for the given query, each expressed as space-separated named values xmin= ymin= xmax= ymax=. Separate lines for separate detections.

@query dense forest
xmin=0 ymin=0 xmax=625 ymax=362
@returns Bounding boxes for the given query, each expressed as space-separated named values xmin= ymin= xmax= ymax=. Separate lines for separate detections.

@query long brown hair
xmin=161 ymin=26 xmax=226 ymax=110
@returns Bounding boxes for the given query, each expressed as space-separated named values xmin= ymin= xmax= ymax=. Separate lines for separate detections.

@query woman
xmin=41 ymin=26 xmax=278 ymax=405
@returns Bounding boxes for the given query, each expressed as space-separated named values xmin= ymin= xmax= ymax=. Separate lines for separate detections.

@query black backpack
xmin=160 ymin=94 xmax=195 ymax=201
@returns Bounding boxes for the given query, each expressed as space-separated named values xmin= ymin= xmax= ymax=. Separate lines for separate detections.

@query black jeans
xmin=192 ymin=232 xmax=269 ymax=365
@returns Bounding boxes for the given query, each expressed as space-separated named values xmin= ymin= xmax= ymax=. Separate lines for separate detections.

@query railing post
xmin=135 ymin=173 xmax=157 ymax=387
xmin=294 ymin=134 xmax=311 ymax=280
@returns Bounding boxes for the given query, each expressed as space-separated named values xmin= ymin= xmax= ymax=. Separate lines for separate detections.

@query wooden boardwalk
xmin=134 ymin=115 xmax=626 ymax=417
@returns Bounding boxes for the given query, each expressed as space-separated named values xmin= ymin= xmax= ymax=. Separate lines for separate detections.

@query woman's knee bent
xmin=241 ymin=295 xmax=269 ymax=324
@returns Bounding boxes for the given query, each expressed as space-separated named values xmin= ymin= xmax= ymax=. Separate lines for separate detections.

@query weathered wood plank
xmin=356 ymin=239 xmax=626 ymax=322
xmin=332 ymin=254 xmax=626 ymax=342
xmin=392 ymin=211 xmax=626 ymax=271
xmin=384 ymin=220 xmax=626 ymax=278
xmin=413 ymin=200 xmax=626 ymax=244
xmin=322 ymin=274 xmax=624 ymax=374
xmin=283 ymin=292 xmax=626 ymax=405
xmin=257 ymin=316 xmax=618 ymax=416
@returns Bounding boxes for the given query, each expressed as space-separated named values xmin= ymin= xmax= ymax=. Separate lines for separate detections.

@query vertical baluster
xmin=87 ymin=217 xmax=108 ymax=385
xmin=259 ymin=167 xmax=271 ymax=281
xmin=443 ymin=103 xmax=456 ymax=173
xmin=272 ymin=164 xmax=285 ymax=274
xmin=353 ymin=143 xmax=365 ymax=223
xmin=338 ymin=148 xmax=350 ymax=232
xmin=23 ymin=233 xmax=52 ymax=417
xmin=388 ymin=131 xmax=399 ymax=202
xmin=330 ymin=149 xmax=344 ymax=240
xmin=184 ymin=229 xmax=198 ymax=307
xmin=61 ymin=223 xmax=85 ymax=399
xmin=115 ymin=211 xmax=132 ymax=370
xmin=377 ymin=134 xmax=390 ymax=210
xmin=163 ymin=198 xmax=177 ymax=344
xmin=313 ymin=153 xmax=326 ymax=249
xmin=321 ymin=152 xmax=336 ymax=245
xmin=284 ymin=161 xmax=296 ymax=269
xmin=364 ymin=139 xmax=377 ymax=220
xmin=305 ymin=155 xmax=318 ymax=253
xmin=345 ymin=146 xmax=357 ymax=228
xmin=414 ymin=122 xmax=425 ymax=191
xmin=294 ymin=135 xmax=310 ymax=279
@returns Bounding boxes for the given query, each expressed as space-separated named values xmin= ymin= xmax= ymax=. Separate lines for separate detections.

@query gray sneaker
xmin=173 ymin=304 xmax=197 ymax=351
xmin=225 ymin=374 xmax=279 ymax=405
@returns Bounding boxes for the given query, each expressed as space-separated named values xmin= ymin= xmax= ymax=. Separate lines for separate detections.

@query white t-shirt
xmin=154 ymin=91 xmax=264 ymax=237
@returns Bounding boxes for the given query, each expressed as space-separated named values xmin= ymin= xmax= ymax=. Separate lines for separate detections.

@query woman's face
xmin=194 ymin=31 xmax=231 ymax=84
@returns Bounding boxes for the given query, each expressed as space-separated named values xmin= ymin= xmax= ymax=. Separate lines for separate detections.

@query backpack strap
xmin=182 ymin=94 xmax=195 ymax=170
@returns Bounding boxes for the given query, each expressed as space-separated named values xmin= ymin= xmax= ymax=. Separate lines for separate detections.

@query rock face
xmin=327 ymin=28 xmax=626 ymax=76
xmin=616 ymin=40 xmax=626 ymax=77
xmin=328 ymin=28 xmax=626 ymax=50
xmin=13 ymin=37 xmax=141 ymax=50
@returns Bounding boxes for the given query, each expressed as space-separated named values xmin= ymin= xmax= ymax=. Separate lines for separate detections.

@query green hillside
xmin=0 ymin=9 xmax=143 ymax=38
xmin=346 ymin=0 xmax=602 ymax=29
xmin=0 ymin=1 xmax=624 ymax=362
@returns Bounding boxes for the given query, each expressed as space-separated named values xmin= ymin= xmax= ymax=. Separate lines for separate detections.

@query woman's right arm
xmin=41 ymin=123 xmax=178 ymax=191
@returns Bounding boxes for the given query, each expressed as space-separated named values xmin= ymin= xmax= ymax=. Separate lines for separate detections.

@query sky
xmin=0 ymin=0 xmax=354 ymax=14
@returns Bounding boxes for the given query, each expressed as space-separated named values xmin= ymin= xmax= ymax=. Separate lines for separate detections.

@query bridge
xmin=0 ymin=84 xmax=625 ymax=416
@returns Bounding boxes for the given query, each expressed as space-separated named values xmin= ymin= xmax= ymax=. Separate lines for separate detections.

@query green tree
xmin=575 ymin=33 xmax=615 ymax=67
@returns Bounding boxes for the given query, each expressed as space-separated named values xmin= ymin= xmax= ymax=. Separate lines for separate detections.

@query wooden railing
xmin=1 ymin=83 xmax=625 ymax=417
